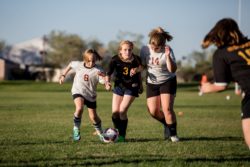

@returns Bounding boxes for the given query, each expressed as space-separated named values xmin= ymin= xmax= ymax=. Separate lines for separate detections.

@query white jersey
xmin=140 ymin=44 xmax=176 ymax=84
xmin=70 ymin=61 xmax=104 ymax=102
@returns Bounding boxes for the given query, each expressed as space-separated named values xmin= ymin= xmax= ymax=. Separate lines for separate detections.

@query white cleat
xmin=170 ymin=135 xmax=180 ymax=142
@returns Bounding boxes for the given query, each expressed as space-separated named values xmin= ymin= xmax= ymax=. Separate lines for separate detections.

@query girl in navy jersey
xmin=140 ymin=27 xmax=179 ymax=142
xmin=59 ymin=49 xmax=109 ymax=141
xmin=201 ymin=18 xmax=250 ymax=150
xmin=105 ymin=40 xmax=142 ymax=142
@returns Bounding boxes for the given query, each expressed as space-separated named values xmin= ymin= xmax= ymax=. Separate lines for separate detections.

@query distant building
xmin=2 ymin=37 xmax=49 ymax=65
xmin=0 ymin=37 xmax=61 ymax=82
xmin=0 ymin=57 xmax=20 ymax=80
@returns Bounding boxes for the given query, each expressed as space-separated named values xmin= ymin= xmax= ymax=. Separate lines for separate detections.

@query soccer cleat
xmin=73 ymin=127 xmax=81 ymax=141
xmin=97 ymin=133 xmax=105 ymax=142
xmin=164 ymin=125 xmax=170 ymax=140
xmin=117 ymin=136 xmax=125 ymax=142
xmin=170 ymin=135 xmax=180 ymax=142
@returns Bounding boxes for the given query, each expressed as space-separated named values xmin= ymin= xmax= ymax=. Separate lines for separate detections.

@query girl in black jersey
xmin=201 ymin=18 xmax=250 ymax=150
xmin=105 ymin=40 xmax=142 ymax=142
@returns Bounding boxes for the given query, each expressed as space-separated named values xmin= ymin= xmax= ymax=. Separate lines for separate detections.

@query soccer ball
xmin=102 ymin=128 xmax=119 ymax=143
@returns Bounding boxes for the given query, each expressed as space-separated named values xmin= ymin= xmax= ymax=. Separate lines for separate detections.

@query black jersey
xmin=107 ymin=54 xmax=142 ymax=89
xmin=213 ymin=41 xmax=250 ymax=93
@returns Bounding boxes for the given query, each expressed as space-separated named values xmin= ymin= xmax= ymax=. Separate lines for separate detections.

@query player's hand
xmin=165 ymin=46 xmax=170 ymax=58
xmin=59 ymin=75 xmax=65 ymax=85
xmin=105 ymin=81 xmax=112 ymax=91
xmin=130 ymin=68 xmax=137 ymax=77
xmin=97 ymin=71 xmax=106 ymax=77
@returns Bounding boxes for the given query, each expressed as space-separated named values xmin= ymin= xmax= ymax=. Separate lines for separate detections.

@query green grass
xmin=0 ymin=81 xmax=249 ymax=166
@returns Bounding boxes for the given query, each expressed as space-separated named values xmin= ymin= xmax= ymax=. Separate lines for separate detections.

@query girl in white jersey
xmin=140 ymin=27 xmax=179 ymax=142
xmin=59 ymin=49 xmax=109 ymax=141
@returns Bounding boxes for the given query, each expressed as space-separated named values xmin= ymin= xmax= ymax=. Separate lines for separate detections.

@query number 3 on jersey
xmin=123 ymin=67 xmax=129 ymax=75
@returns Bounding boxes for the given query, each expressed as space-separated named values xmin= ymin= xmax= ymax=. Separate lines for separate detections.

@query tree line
xmin=0 ymin=31 xmax=214 ymax=82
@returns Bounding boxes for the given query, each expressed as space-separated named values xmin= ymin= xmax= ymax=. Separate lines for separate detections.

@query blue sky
xmin=0 ymin=0 xmax=249 ymax=60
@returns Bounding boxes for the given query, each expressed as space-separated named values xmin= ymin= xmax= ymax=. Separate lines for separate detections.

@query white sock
xmin=73 ymin=126 xmax=79 ymax=130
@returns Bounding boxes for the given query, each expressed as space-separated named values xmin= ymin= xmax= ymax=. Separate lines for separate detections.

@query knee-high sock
xmin=119 ymin=119 xmax=128 ymax=138
xmin=167 ymin=122 xmax=177 ymax=136
xmin=159 ymin=118 xmax=167 ymax=126
xmin=112 ymin=116 xmax=121 ymax=130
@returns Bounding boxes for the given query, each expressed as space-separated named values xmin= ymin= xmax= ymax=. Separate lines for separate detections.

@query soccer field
xmin=0 ymin=81 xmax=249 ymax=166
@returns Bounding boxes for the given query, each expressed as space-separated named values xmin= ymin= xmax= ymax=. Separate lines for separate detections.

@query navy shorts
xmin=241 ymin=92 xmax=250 ymax=119
xmin=146 ymin=77 xmax=177 ymax=98
xmin=72 ymin=94 xmax=96 ymax=109
xmin=113 ymin=86 xmax=139 ymax=97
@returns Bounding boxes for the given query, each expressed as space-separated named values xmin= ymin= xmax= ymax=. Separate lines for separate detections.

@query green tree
xmin=177 ymin=49 xmax=214 ymax=82
xmin=87 ymin=38 xmax=103 ymax=50
xmin=0 ymin=40 xmax=6 ymax=52
xmin=107 ymin=31 xmax=144 ymax=56
xmin=46 ymin=31 xmax=87 ymax=67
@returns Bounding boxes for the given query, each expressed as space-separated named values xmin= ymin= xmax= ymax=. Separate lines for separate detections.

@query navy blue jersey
xmin=107 ymin=54 xmax=142 ymax=89
xmin=213 ymin=41 xmax=250 ymax=94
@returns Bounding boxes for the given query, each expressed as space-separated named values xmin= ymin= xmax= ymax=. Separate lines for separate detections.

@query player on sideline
xmin=59 ymin=49 xmax=110 ymax=141
xmin=140 ymin=27 xmax=179 ymax=142
xmin=105 ymin=40 xmax=142 ymax=142
xmin=200 ymin=18 xmax=250 ymax=150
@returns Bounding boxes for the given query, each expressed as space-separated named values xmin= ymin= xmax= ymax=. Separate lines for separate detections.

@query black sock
xmin=159 ymin=118 xmax=167 ymax=126
xmin=112 ymin=116 xmax=121 ymax=130
xmin=167 ymin=122 xmax=177 ymax=136
xmin=119 ymin=119 xmax=128 ymax=138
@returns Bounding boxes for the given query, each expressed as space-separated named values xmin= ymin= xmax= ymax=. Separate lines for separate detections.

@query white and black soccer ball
xmin=102 ymin=128 xmax=119 ymax=143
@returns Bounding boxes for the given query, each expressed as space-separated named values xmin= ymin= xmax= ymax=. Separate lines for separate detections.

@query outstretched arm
xmin=59 ymin=64 xmax=72 ymax=85
xmin=97 ymin=71 xmax=111 ymax=90
xmin=200 ymin=82 xmax=227 ymax=93
xmin=104 ymin=75 xmax=112 ymax=91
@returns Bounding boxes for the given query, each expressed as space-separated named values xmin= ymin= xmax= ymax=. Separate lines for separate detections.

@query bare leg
xmin=147 ymin=96 xmax=163 ymax=120
xmin=160 ymin=94 xmax=176 ymax=124
xmin=242 ymin=118 xmax=250 ymax=149
xmin=88 ymin=108 xmax=102 ymax=134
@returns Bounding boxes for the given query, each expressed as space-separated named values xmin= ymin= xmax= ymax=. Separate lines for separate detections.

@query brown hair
xmin=202 ymin=18 xmax=248 ymax=49
xmin=149 ymin=27 xmax=173 ymax=47
xmin=83 ymin=49 xmax=102 ymax=62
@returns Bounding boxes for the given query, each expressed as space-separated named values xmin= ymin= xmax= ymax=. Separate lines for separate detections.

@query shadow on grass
xmin=126 ymin=138 xmax=160 ymax=143
xmin=1 ymin=154 xmax=249 ymax=166
xmin=181 ymin=136 xmax=242 ymax=141
xmin=176 ymin=104 xmax=240 ymax=108
xmin=0 ymin=140 xmax=68 ymax=146
xmin=126 ymin=136 xmax=242 ymax=143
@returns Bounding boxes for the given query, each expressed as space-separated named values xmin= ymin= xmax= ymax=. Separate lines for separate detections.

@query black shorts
xmin=146 ymin=77 xmax=177 ymax=98
xmin=72 ymin=94 xmax=97 ymax=109
xmin=241 ymin=92 xmax=250 ymax=119
xmin=113 ymin=85 xmax=139 ymax=97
